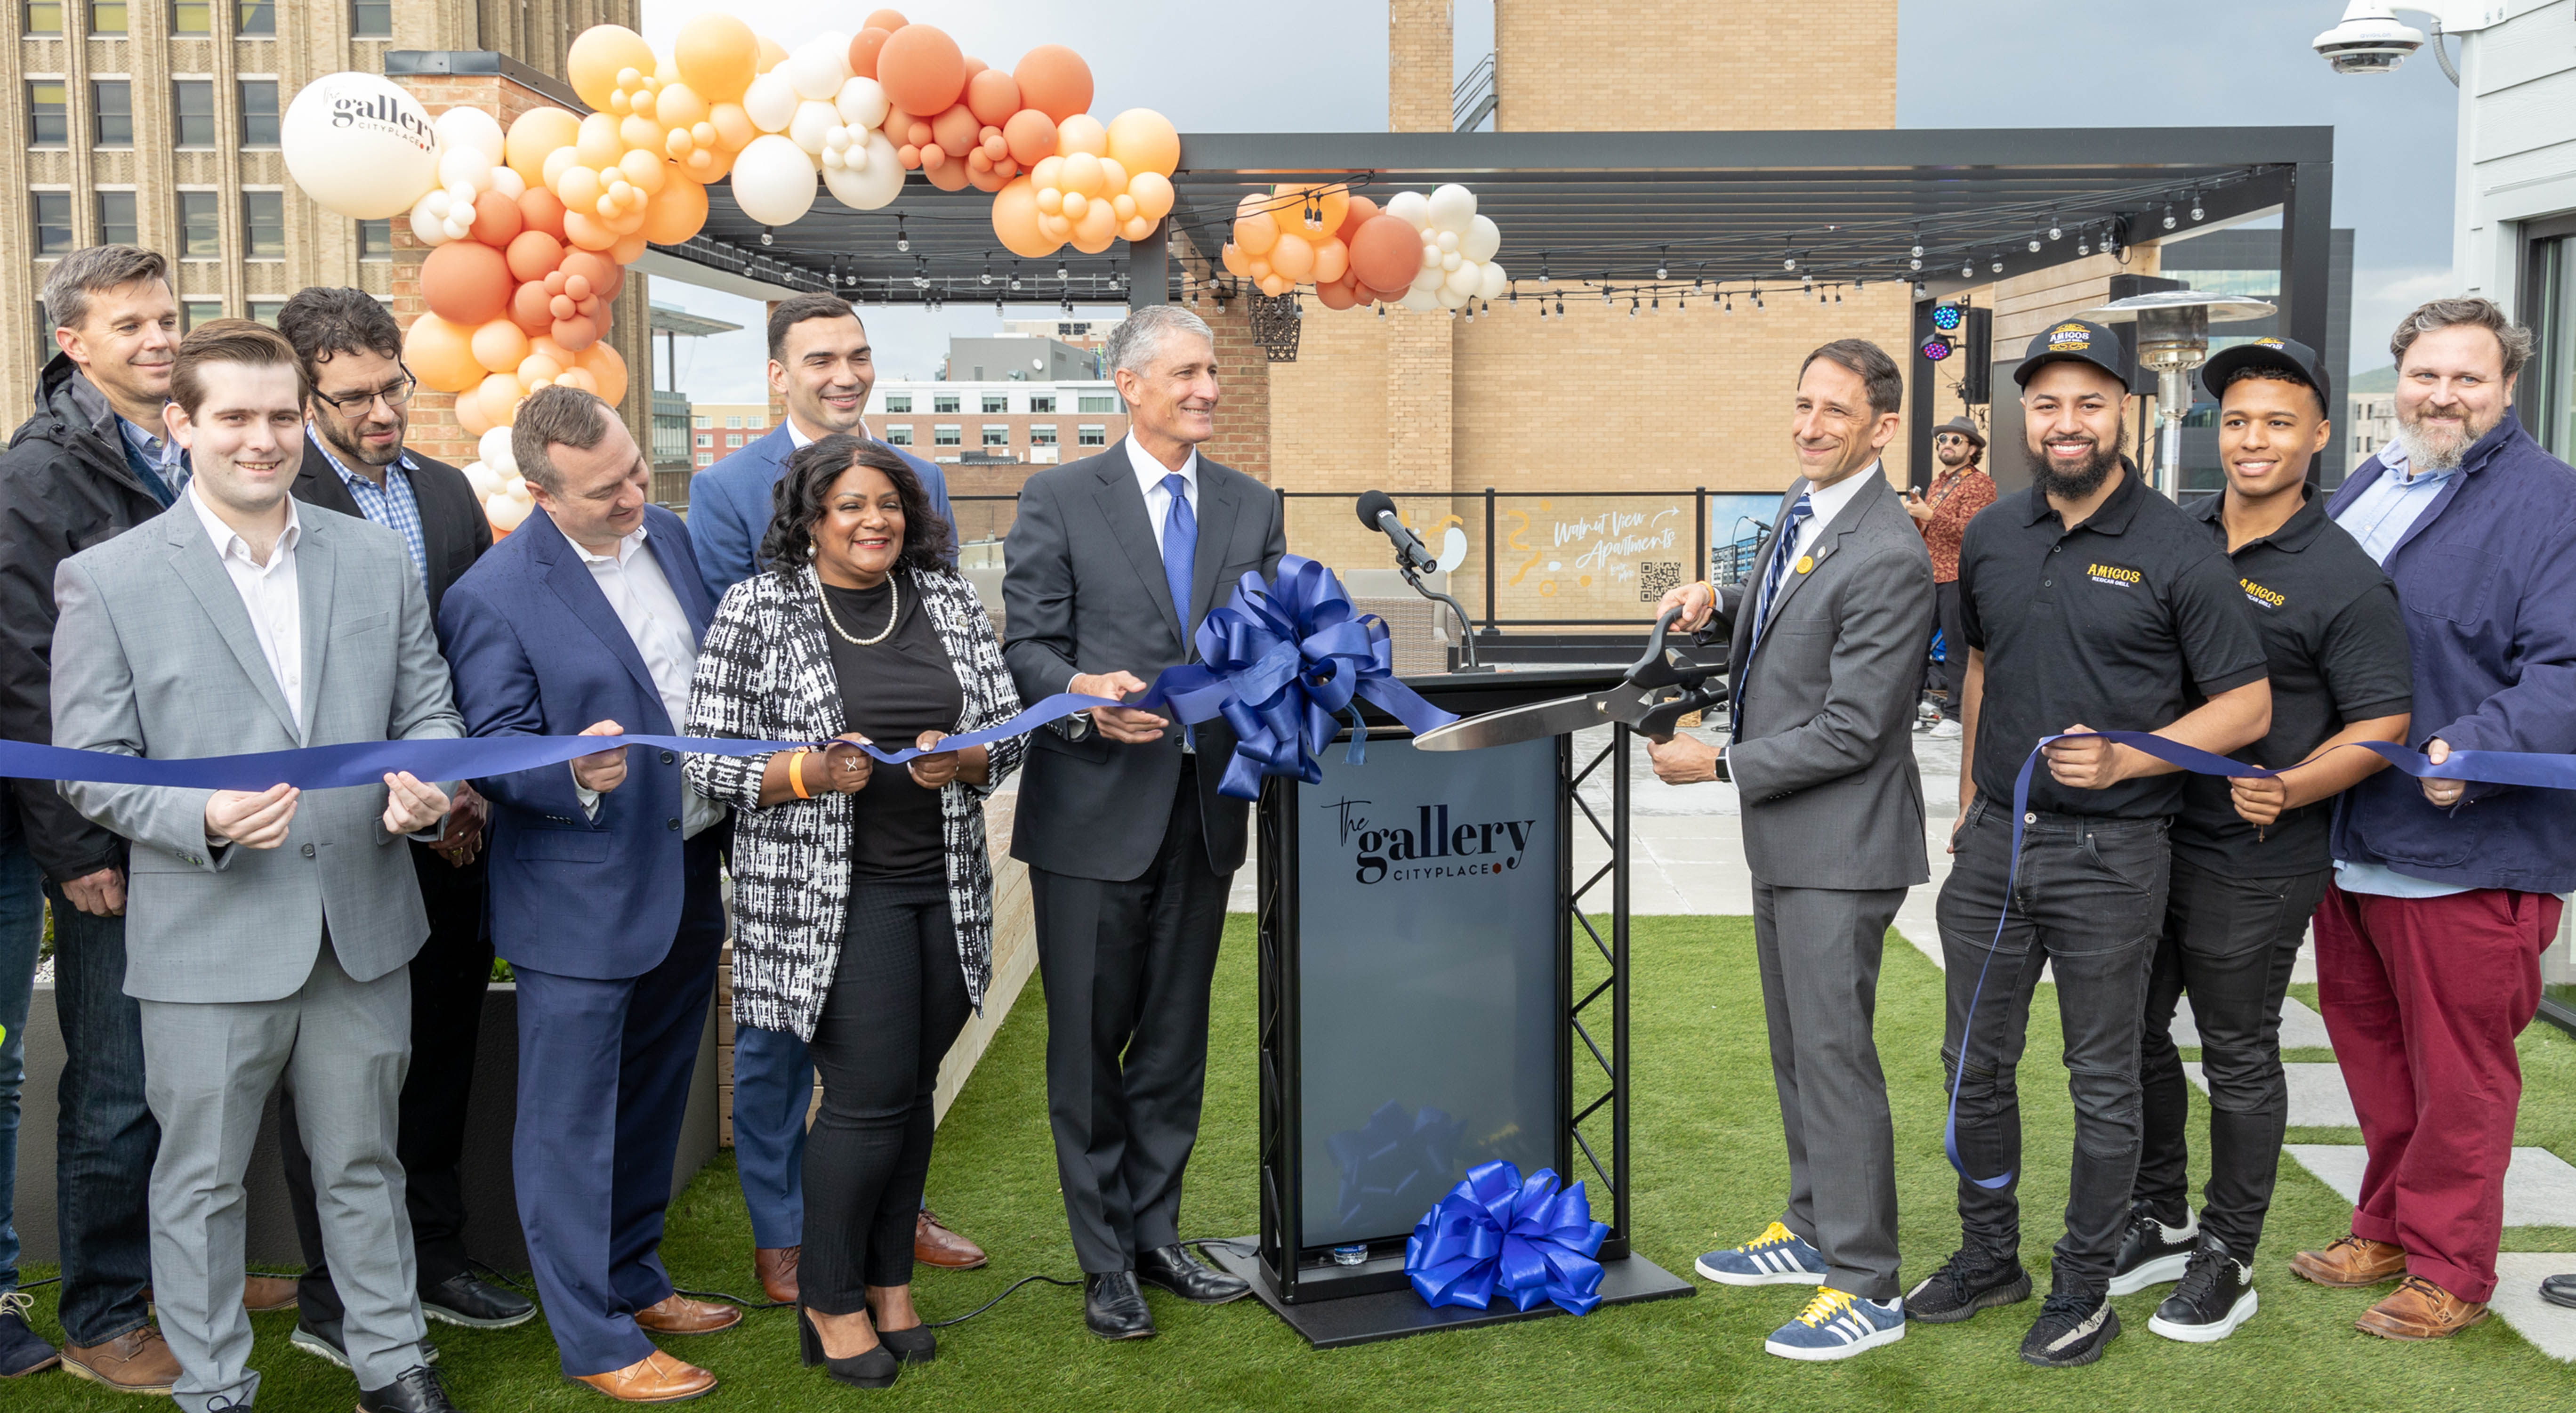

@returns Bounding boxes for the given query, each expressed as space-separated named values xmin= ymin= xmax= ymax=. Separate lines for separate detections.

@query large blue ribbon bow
xmin=1146 ymin=554 xmax=1458 ymax=801
xmin=1404 ymin=1160 xmax=1610 ymax=1316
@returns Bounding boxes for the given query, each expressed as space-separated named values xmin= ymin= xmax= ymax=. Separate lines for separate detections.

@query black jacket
xmin=289 ymin=430 xmax=492 ymax=621
xmin=0 ymin=354 xmax=176 ymax=880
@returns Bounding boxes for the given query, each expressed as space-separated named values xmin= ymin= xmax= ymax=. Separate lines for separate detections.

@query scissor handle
xmin=1627 ymin=604 xmax=1686 ymax=685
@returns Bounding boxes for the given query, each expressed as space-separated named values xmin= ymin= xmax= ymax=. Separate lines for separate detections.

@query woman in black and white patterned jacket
xmin=684 ymin=435 xmax=1022 ymax=1388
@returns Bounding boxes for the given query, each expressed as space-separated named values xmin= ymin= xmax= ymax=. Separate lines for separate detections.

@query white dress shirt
xmin=1126 ymin=430 xmax=1200 ymax=557
xmin=786 ymin=415 xmax=871 ymax=450
xmin=567 ymin=524 xmax=724 ymax=838
xmin=191 ymin=487 xmax=305 ymax=735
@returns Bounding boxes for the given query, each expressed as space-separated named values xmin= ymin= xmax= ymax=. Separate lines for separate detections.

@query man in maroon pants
xmin=2296 ymin=297 xmax=2576 ymax=1340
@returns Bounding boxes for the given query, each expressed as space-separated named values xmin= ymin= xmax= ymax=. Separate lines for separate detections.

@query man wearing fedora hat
xmin=1907 ymin=416 xmax=1995 ymax=739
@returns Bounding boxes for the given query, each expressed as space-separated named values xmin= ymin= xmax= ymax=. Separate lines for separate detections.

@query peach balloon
xmin=655 ymin=81 xmax=709 ymax=133
xmin=573 ymin=112 xmax=625 ymax=169
xmin=1220 ymin=242 xmax=1250 ymax=277
xmin=505 ymin=107 xmax=582 ymax=189
xmin=469 ymin=190 xmax=524 ymax=247
xmin=862 ymin=8 xmax=909 ymax=31
xmin=552 ymin=315 xmax=599 ymax=353
xmin=529 ymin=335 xmax=575 ymax=367
xmin=1316 ymin=277 xmax=1358 ymax=311
xmin=469 ymin=317 xmax=531 ymax=373
xmin=1014 ymin=44 xmax=1092 ymax=123
xmin=517 ymin=352 xmax=565 ymax=385
xmin=505 ymin=230 xmax=564 ymax=282
xmin=968 ymin=165 xmax=1009 ymax=194
xmin=509 ymin=282 xmax=555 ymax=334
xmin=618 ymin=148 xmax=668 ymax=195
xmin=567 ymin=25 xmax=654 ymax=112
xmin=422 ymin=242 xmax=512 ymax=325
xmin=542 ymin=146 xmax=581 ymax=190
xmin=1003 ymin=109 xmax=1057 ymax=167
xmin=991 ymin=176 xmax=1060 ymax=258
xmin=966 ymin=68 xmax=1021 ymax=127
xmin=1346 ymin=212 xmax=1424 ymax=292
xmin=641 ymin=177 xmax=708 ymax=245
xmin=1335 ymin=194 xmax=1380 ymax=243
xmin=708 ymin=102 xmax=754 ymax=152
xmin=561 ymin=210 xmax=619 ymax=252
xmin=919 ymin=143 xmax=949 ymax=171
xmin=611 ymin=230 xmax=649 ymax=263
xmin=1105 ymin=109 xmax=1180 ymax=180
xmin=848 ymin=28 xmax=894 ymax=80
xmin=930 ymin=103 xmax=980 ymax=156
xmin=1259 ymin=273 xmax=1291 ymax=297
xmin=877 ymin=24 xmax=966 ymax=118
xmin=1119 ymin=216 xmax=1153 ymax=241
xmin=757 ymin=36 xmax=789 ymax=74
xmin=1071 ymin=199 xmax=1119 ymax=254
xmin=517 ymin=187 xmax=567 ymax=241
xmin=1059 ymin=151 xmax=1105 ymax=198
xmin=455 ymin=390 xmax=495 ymax=439
xmin=556 ymin=368 xmax=599 ymax=395
xmin=403 ymin=314 xmax=483 ymax=394
xmin=673 ymin=13 xmax=760 ymax=103
xmin=1267 ymin=233 xmax=1315 ymax=283
xmin=1247 ymin=257 xmax=1271 ymax=281
xmin=1234 ymin=210 xmax=1279 ymax=257
xmin=923 ymin=158 xmax=970 ymax=192
xmin=555 ymin=166 xmax=604 ymax=214
xmin=1055 ymin=113 xmax=1108 ymax=158
xmin=1128 ymin=170 xmax=1175 ymax=221
xmin=1312 ymin=237 xmax=1350 ymax=285
xmin=618 ymin=113 xmax=660 ymax=155
xmin=475 ymin=372 xmax=526 ymax=427
xmin=576 ymin=343 xmax=628 ymax=404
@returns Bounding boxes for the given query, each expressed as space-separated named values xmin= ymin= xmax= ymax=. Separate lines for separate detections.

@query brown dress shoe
xmin=242 ymin=1273 xmax=301 ymax=1314
xmin=2356 ymin=1275 xmax=2493 ymax=1340
xmin=754 ymin=1246 xmax=800 ymax=1305
xmin=2291 ymin=1231 xmax=2409 ymax=1288
xmin=571 ymin=1348 xmax=717 ymax=1403
xmin=634 ymin=1292 xmax=742 ymax=1335
xmin=59 ymin=1324 xmax=181 ymax=1394
xmin=916 ymin=1207 xmax=988 ymax=1271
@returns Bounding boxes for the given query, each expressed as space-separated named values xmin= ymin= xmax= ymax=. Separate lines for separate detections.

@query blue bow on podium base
xmin=1404 ymin=1160 xmax=1610 ymax=1316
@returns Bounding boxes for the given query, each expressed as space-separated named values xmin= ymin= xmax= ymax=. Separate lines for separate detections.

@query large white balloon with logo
xmin=282 ymin=72 xmax=443 ymax=219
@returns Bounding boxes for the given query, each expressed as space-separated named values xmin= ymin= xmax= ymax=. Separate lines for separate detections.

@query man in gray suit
xmin=1002 ymin=304 xmax=1285 ymax=1340
xmin=1648 ymin=338 xmax=1933 ymax=1362
xmin=49 ymin=322 xmax=467 ymax=1413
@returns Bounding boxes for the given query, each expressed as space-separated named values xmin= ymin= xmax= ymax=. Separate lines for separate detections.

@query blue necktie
xmin=1160 ymin=472 xmax=1197 ymax=643
xmin=1733 ymin=492 xmax=1814 ymax=735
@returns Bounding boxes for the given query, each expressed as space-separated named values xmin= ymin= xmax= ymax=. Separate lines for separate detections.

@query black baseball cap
xmin=2013 ymin=318 xmax=2137 ymax=394
xmin=2199 ymin=336 xmax=2333 ymax=412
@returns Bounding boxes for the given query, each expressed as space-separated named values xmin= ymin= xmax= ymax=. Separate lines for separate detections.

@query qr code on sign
xmin=1639 ymin=562 xmax=1682 ymax=602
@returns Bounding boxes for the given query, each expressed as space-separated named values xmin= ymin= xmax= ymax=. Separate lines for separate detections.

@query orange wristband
xmin=787 ymin=748 xmax=811 ymax=799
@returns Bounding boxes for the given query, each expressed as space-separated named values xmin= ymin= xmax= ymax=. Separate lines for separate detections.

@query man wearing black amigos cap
xmin=1909 ymin=319 xmax=2272 ymax=1368
xmin=2116 ymin=339 xmax=2412 ymax=1343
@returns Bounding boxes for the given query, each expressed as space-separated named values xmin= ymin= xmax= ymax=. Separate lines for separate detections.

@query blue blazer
xmin=437 ymin=503 xmax=717 ymax=981
xmin=686 ymin=422 xmax=956 ymax=604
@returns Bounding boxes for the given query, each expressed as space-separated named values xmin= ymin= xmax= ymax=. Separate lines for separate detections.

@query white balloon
xmin=487 ymin=166 xmax=527 ymax=200
xmin=409 ymin=193 xmax=454 ymax=246
xmin=1477 ymin=260 xmax=1507 ymax=299
xmin=786 ymin=33 xmax=853 ymax=102
xmin=1463 ymin=214 xmax=1501 ymax=264
xmin=1441 ymin=251 xmax=1461 ymax=273
xmin=1435 ymin=230 xmax=1458 ymax=254
xmin=1401 ymin=286 xmax=1441 ymax=311
xmin=1409 ymin=263 xmax=1445 ymax=293
xmin=1385 ymin=189 xmax=1432 ymax=232
xmin=823 ymin=131 xmax=903 ymax=211
xmin=443 ymin=213 xmax=474 ymax=240
xmin=834 ymin=76 xmax=890 ymax=130
xmin=1418 ymin=242 xmax=1441 ymax=271
xmin=743 ymin=71 xmax=800 ymax=134
xmin=486 ymin=494 xmax=530 ymax=533
xmin=1426 ymin=183 xmax=1477 ymax=235
xmin=788 ymin=99 xmax=838 ymax=157
xmin=1444 ymin=262 xmax=1480 ymax=296
xmin=283 ymin=73 xmax=441 ymax=219
xmin=437 ymin=146 xmax=495 ymax=194
xmin=476 ymin=426 xmax=517 ymax=474
xmin=1437 ymin=284 xmax=1471 ymax=309
xmin=731 ymin=133 xmax=820 ymax=226
xmin=432 ymin=106 xmax=505 ymax=166
xmin=462 ymin=461 xmax=502 ymax=498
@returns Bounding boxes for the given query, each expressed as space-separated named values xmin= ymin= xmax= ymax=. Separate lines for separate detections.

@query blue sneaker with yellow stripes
xmin=1694 ymin=1221 xmax=1829 ymax=1286
xmin=1764 ymin=1287 xmax=1907 ymax=1361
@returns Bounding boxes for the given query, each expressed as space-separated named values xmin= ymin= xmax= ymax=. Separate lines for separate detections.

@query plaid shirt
xmin=308 ymin=430 xmax=429 ymax=594
xmin=1916 ymin=464 xmax=1996 ymax=584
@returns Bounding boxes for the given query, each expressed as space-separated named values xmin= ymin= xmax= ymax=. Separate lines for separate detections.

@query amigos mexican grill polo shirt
xmin=2172 ymin=490 xmax=2412 ymax=876
xmin=1956 ymin=465 xmax=2269 ymax=820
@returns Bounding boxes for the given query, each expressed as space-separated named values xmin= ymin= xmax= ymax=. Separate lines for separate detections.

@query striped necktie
xmin=1733 ymin=492 xmax=1814 ymax=735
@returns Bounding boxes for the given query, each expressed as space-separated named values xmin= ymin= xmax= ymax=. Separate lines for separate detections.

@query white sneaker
xmin=1927 ymin=718 xmax=1962 ymax=740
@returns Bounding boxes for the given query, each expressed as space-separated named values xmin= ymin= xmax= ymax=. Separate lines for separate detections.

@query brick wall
xmin=1390 ymin=0 xmax=1456 ymax=133
xmin=1199 ymin=277 xmax=1275 ymax=484
xmin=1494 ymin=0 xmax=1898 ymax=131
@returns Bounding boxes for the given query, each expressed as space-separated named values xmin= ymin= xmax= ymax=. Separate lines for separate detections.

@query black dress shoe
xmin=420 ymin=1272 xmax=535 ymax=1330
xmin=358 ymin=1365 xmax=461 ymax=1413
xmin=1083 ymin=1271 xmax=1156 ymax=1340
xmin=875 ymin=1322 xmax=936 ymax=1365
xmin=797 ymin=1303 xmax=898 ymax=1389
xmin=290 ymin=1312 xmax=439 ymax=1369
xmin=2543 ymin=1273 xmax=2576 ymax=1310
xmin=1136 ymin=1244 xmax=1251 ymax=1305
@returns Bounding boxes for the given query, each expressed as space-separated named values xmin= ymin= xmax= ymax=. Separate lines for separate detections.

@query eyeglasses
xmin=315 ymin=371 xmax=418 ymax=418
xmin=1934 ymin=434 xmax=1971 ymax=446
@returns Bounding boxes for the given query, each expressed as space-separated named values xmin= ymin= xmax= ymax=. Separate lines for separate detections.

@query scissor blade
xmin=1411 ymin=691 xmax=1623 ymax=751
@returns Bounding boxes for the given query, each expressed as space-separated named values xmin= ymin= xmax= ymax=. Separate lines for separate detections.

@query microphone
xmin=1356 ymin=490 xmax=1437 ymax=571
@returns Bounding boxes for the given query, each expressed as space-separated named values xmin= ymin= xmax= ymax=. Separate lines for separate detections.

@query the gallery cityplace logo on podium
xmin=1323 ymin=796 xmax=1538 ymax=887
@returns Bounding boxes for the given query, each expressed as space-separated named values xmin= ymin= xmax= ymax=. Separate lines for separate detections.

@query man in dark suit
xmin=1002 ymin=304 xmax=1285 ymax=1340
xmin=438 ymin=388 xmax=736 ymax=1404
xmin=1649 ymin=339 xmax=1934 ymax=1361
xmin=272 ymin=287 xmax=533 ymax=1358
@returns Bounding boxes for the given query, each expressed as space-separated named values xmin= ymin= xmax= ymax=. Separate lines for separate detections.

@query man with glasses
xmin=1905 ymin=417 xmax=1995 ymax=739
xmin=274 ymin=288 xmax=533 ymax=1357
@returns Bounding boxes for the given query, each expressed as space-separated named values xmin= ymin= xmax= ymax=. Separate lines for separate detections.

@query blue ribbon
xmin=1403 ymin=1159 xmax=1610 ymax=1316
xmin=1946 ymin=731 xmax=2576 ymax=1190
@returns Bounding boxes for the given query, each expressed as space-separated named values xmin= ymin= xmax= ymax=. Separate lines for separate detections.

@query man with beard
xmin=276 ymin=287 xmax=535 ymax=1354
xmin=1907 ymin=416 xmax=1996 ymax=739
xmin=1909 ymin=320 xmax=2270 ymax=1368
xmin=2292 ymin=298 xmax=2576 ymax=1340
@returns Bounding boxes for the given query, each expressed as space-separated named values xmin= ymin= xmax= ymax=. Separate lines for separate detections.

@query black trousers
xmin=1030 ymin=760 xmax=1233 ymax=1274
xmin=801 ymin=872 xmax=970 ymax=1309
xmin=1931 ymin=579 xmax=1966 ymax=717
xmin=2134 ymin=857 xmax=2329 ymax=1261
xmin=279 ymin=842 xmax=491 ymax=1317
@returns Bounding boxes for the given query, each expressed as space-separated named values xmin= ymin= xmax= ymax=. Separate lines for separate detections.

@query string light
xmin=1629 ymin=297 xmax=1638 ymax=317
xmin=2161 ymin=203 xmax=2177 ymax=230
xmin=894 ymin=215 xmax=910 ymax=252
xmin=2048 ymin=213 xmax=2063 ymax=241
xmin=1553 ymin=298 xmax=1563 ymax=317
xmin=1656 ymin=247 xmax=1668 ymax=280
xmin=1961 ymin=259 xmax=1974 ymax=279
xmin=2190 ymin=190 xmax=2206 ymax=222
xmin=2028 ymin=232 xmax=2043 ymax=253
xmin=760 ymin=227 xmax=774 ymax=246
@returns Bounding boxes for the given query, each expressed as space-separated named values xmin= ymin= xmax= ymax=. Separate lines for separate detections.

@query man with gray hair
xmin=0 ymin=244 xmax=186 ymax=1387
xmin=2293 ymin=297 xmax=2576 ymax=1341
xmin=1003 ymin=302 xmax=1284 ymax=1340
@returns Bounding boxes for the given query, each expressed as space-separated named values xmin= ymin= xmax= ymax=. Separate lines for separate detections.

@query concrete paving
xmin=2284 ymin=1145 xmax=2576 ymax=1230
xmin=2185 ymin=1061 xmax=2359 ymax=1128
xmin=2488 ymin=1254 xmax=2576 ymax=1361
xmin=2171 ymin=993 xmax=2334 ymax=1050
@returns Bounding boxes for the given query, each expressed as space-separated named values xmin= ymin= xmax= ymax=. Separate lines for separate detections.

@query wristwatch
xmin=1713 ymin=744 xmax=1731 ymax=784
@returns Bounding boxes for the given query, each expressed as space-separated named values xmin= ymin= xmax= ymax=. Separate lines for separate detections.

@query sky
xmin=640 ymin=0 xmax=2462 ymax=401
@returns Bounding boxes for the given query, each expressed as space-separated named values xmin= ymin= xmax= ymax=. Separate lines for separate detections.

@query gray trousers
xmin=1752 ymin=880 xmax=1907 ymax=1301
xmin=140 ymin=938 xmax=424 ymax=1411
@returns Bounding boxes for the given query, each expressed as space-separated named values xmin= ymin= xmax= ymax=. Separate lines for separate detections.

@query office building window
xmin=1029 ymin=424 xmax=1056 ymax=446
xmin=249 ymin=299 xmax=282 ymax=327
xmin=89 ymin=0 xmax=125 ymax=35
xmin=694 ymin=432 xmax=711 ymax=448
xmin=724 ymin=415 xmax=741 ymax=427
xmin=885 ymin=425 xmax=912 ymax=446
xmin=182 ymin=299 xmax=222 ymax=331
xmin=982 ymin=424 xmax=1009 ymax=447
xmin=96 ymin=191 xmax=136 ymax=246
xmin=692 ymin=415 xmax=709 ymax=428
xmin=1028 ymin=394 xmax=1055 ymax=413
xmin=238 ymin=81 xmax=278 ymax=146
xmin=173 ymin=80 xmax=216 ymax=147
xmin=28 ymin=82 xmax=67 ymax=148
xmin=32 ymin=192 xmax=73 ymax=256
xmin=1078 ymin=424 xmax=1107 ymax=447
xmin=933 ymin=424 xmax=961 ymax=447
xmin=357 ymin=217 xmax=390 ymax=260
xmin=747 ymin=413 xmax=765 ymax=428
xmin=171 ymin=0 xmax=209 ymax=33
xmin=178 ymin=191 xmax=221 ymax=257
xmin=1077 ymin=394 xmax=1120 ymax=413
xmin=235 ymin=0 xmax=270 ymax=33
xmin=349 ymin=0 xmax=388 ymax=37
xmin=725 ymin=432 xmax=743 ymax=448
xmin=933 ymin=394 xmax=959 ymax=413
xmin=884 ymin=394 xmax=911 ymax=413
xmin=981 ymin=394 xmax=1007 ymax=413
xmin=2529 ymin=231 xmax=2576 ymax=462
xmin=92 ymin=80 xmax=132 ymax=146
xmin=695 ymin=451 xmax=713 ymax=468
xmin=242 ymin=190 xmax=283 ymax=258
xmin=24 ymin=2 xmax=60 ymax=34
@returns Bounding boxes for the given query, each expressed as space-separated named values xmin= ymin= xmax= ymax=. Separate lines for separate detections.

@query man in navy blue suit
xmin=684 ymin=294 xmax=983 ymax=1304
xmin=438 ymin=388 xmax=737 ymax=1405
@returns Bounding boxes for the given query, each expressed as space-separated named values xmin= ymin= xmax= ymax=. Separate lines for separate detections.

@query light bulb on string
xmin=2190 ymin=190 xmax=2205 ymax=221
xmin=895 ymin=216 xmax=909 ymax=252
xmin=2049 ymin=214 xmax=2063 ymax=241
xmin=1657 ymin=247 xmax=1668 ymax=280
xmin=1962 ymin=260 xmax=1974 ymax=279
xmin=1991 ymin=256 xmax=2004 ymax=274
xmin=2029 ymin=233 xmax=2043 ymax=253
xmin=2161 ymin=204 xmax=2176 ymax=230
xmin=1629 ymin=298 xmax=1638 ymax=318
xmin=761 ymin=227 xmax=774 ymax=246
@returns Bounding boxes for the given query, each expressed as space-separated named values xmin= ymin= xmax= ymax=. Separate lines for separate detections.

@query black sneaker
xmin=2107 ymin=1203 xmax=2199 ymax=1296
xmin=2148 ymin=1237 xmax=2257 ymax=1343
xmin=419 ymin=1272 xmax=535 ymax=1330
xmin=2019 ymin=1291 xmax=2120 ymax=1368
xmin=1904 ymin=1247 xmax=2033 ymax=1324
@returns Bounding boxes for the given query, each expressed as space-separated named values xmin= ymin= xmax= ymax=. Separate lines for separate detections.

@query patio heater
xmin=2077 ymin=289 xmax=2276 ymax=496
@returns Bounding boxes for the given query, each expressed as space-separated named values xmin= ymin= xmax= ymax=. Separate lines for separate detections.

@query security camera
xmin=2313 ymin=3 xmax=2426 ymax=74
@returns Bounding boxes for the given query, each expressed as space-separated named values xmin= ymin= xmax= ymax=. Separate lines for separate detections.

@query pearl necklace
xmin=820 ymin=573 xmax=901 ymax=646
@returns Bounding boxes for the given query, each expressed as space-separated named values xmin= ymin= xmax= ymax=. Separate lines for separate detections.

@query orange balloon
xmin=509 ymin=281 xmax=555 ymax=334
xmin=641 ymin=176 xmax=708 ymax=245
xmin=469 ymin=190 xmax=524 ymax=248
xmin=1335 ymin=194 xmax=1379 ymax=244
xmin=455 ymin=388 xmax=495 ymax=439
xmin=1014 ymin=45 xmax=1093 ymax=124
xmin=1105 ymin=109 xmax=1180 ymax=180
xmin=1234 ymin=210 xmax=1280 ymax=257
xmin=1316 ymin=276 xmax=1358 ymax=311
xmin=1220 ymin=242 xmax=1250 ymax=277
xmin=1347 ymin=212 xmax=1423 ymax=293
xmin=517 ymin=187 xmax=568 ymax=241
xmin=1312 ymin=237 xmax=1349 ymax=285
xmin=403 ymin=314 xmax=483 ymax=394
xmin=573 ymin=111 xmax=625 ymax=169
xmin=991 ymin=176 xmax=1061 ymax=258
xmin=566 ymin=25 xmax=654 ymax=112
xmin=421 ymin=242 xmax=512 ymax=325
xmin=965 ymin=68 xmax=1021 ymax=127
xmin=559 ymin=251 xmax=615 ymax=295
xmin=1071 ymin=199 xmax=1119 ymax=254
xmin=756 ymin=36 xmax=788 ymax=74
xmin=517 ymin=352 xmax=565 ymax=385
xmin=561 ymin=210 xmax=619 ymax=252
xmin=506 ymin=108 xmax=582 ymax=190
xmin=877 ymin=24 xmax=966 ymax=118
xmin=930 ymin=103 xmax=980 ymax=156
xmin=475 ymin=372 xmax=526 ymax=428
xmin=1127 ymin=171 xmax=1175 ymax=221
xmin=529 ymin=335 xmax=576 ymax=367
xmin=505 ymin=230 xmax=564 ymax=283
xmin=552 ymin=315 xmax=599 ymax=353
xmin=862 ymin=8 xmax=909 ymax=31
xmin=923 ymin=157 xmax=970 ymax=192
xmin=673 ymin=13 xmax=759 ymax=103
xmin=611 ymin=231 xmax=649 ymax=264
xmin=1002 ymin=109 xmax=1057 ymax=167
xmin=470 ymin=317 xmax=531 ymax=373
xmin=848 ymin=28 xmax=894 ymax=79
xmin=1267 ymin=233 xmax=1314 ymax=283
xmin=968 ymin=163 xmax=1008 ymax=193
xmin=556 ymin=368 xmax=599 ymax=395
xmin=575 ymin=343 xmax=629 ymax=405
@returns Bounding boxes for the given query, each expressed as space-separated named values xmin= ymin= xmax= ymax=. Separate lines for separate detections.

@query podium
xmin=1206 ymin=670 xmax=1696 ymax=1348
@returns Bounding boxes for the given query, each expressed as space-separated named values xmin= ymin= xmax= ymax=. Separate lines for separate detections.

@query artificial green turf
xmin=9 ymin=915 xmax=2573 ymax=1410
